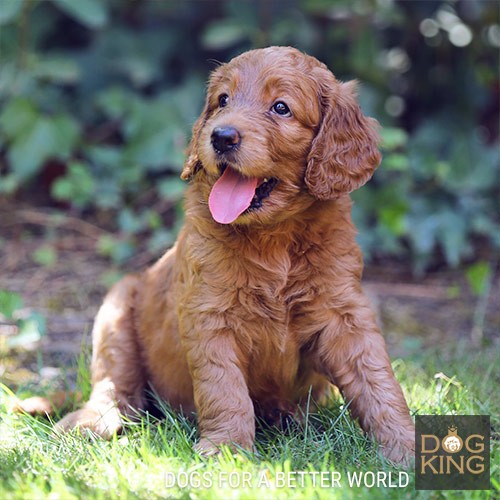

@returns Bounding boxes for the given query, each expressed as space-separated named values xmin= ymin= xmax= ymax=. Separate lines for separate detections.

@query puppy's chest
xmin=238 ymin=260 xmax=320 ymax=396
xmin=236 ymin=251 xmax=320 ymax=335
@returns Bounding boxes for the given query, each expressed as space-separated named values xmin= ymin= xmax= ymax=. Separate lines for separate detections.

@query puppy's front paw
xmin=195 ymin=430 xmax=255 ymax=457
xmin=54 ymin=405 xmax=122 ymax=439
xmin=195 ymin=438 xmax=221 ymax=457
xmin=380 ymin=436 xmax=415 ymax=467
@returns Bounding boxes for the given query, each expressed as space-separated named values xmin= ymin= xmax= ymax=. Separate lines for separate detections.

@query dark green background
xmin=0 ymin=0 xmax=499 ymax=273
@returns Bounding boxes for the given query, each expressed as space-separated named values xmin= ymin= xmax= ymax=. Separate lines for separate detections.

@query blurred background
xmin=0 ymin=0 xmax=499 ymax=382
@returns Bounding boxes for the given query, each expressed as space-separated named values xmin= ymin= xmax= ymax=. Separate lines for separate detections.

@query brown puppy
xmin=53 ymin=47 xmax=415 ymax=463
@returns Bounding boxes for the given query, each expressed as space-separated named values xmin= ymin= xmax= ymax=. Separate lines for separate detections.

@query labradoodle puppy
xmin=26 ymin=46 xmax=415 ymax=463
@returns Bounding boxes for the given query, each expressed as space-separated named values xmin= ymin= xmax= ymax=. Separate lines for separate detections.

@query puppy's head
xmin=182 ymin=46 xmax=381 ymax=225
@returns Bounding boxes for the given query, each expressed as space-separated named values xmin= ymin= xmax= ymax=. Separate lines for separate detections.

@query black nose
xmin=211 ymin=126 xmax=241 ymax=154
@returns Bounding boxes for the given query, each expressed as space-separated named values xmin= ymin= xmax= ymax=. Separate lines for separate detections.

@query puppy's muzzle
xmin=211 ymin=126 xmax=241 ymax=154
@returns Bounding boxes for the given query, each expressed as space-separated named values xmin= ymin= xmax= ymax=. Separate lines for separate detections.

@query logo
xmin=441 ymin=426 xmax=463 ymax=453
xmin=415 ymin=415 xmax=490 ymax=490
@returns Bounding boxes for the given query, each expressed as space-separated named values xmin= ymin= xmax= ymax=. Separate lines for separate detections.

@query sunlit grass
xmin=1 ymin=343 xmax=498 ymax=499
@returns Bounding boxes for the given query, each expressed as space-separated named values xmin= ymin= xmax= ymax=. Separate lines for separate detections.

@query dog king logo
xmin=415 ymin=415 xmax=490 ymax=490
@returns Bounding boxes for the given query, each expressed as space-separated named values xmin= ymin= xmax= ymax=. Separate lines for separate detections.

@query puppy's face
xmin=183 ymin=47 xmax=381 ymax=226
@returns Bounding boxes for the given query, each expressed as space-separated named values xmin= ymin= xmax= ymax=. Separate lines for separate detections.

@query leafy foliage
xmin=0 ymin=0 xmax=498 ymax=270
xmin=354 ymin=121 xmax=500 ymax=273
xmin=0 ymin=290 xmax=46 ymax=347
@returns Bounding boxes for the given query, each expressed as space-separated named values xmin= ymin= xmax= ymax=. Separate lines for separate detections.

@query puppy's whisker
xmin=207 ymin=58 xmax=224 ymax=68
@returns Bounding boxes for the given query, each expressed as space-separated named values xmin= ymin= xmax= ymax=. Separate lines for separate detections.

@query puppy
xmin=46 ymin=47 xmax=415 ymax=463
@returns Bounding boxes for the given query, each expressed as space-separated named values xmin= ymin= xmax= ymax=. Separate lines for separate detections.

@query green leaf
xmin=4 ymin=111 xmax=78 ymax=181
xmin=380 ymin=127 xmax=408 ymax=150
xmin=126 ymin=127 xmax=185 ymax=171
xmin=0 ymin=98 xmax=38 ymax=140
xmin=110 ymin=241 xmax=135 ymax=264
xmin=437 ymin=211 xmax=468 ymax=267
xmin=51 ymin=178 xmax=72 ymax=200
xmin=0 ymin=289 xmax=23 ymax=319
xmin=51 ymin=161 xmax=95 ymax=208
xmin=97 ymin=235 xmax=135 ymax=264
xmin=158 ymin=178 xmax=186 ymax=201
xmin=0 ymin=0 xmax=23 ymax=26
xmin=119 ymin=57 xmax=157 ymax=87
xmin=435 ymin=161 xmax=451 ymax=183
xmin=94 ymin=179 xmax=121 ymax=208
xmin=0 ymin=174 xmax=20 ymax=193
xmin=8 ymin=117 xmax=57 ymax=179
xmin=96 ymin=234 xmax=115 ymax=257
xmin=408 ymin=214 xmax=439 ymax=256
xmin=148 ymin=229 xmax=175 ymax=253
xmin=202 ymin=21 xmax=248 ymax=50
xmin=145 ymin=210 xmax=162 ymax=230
xmin=96 ymin=87 xmax=131 ymax=120
xmin=53 ymin=0 xmax=108 ymax=29
xmin=379 ymin=202 xmax=408 ymax=237
xmin=383 ymin=153 xmax=409 ymax=171
xmin=34 ymin=57 xmax=81 ymax=84
xmin=7 ymin=313 xmax=46 ymax=348
xmin=51 ymin=115 xmax=80 ymax=157
xmin=86 ymin=146 xmax=123 ymax=169
xmin=32 ymin=245 xmax=58 ymax=267
xmin=118 ymin=209 xmax=143 ymax=235
xmin=100 ymin=270 xmax=125 ymax=288
xmin=466 ymin=262 xmax=492 ymax=297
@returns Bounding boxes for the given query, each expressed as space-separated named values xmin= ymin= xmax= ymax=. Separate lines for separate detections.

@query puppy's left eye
xmin=218 ymin=94 xmax=229 ymax=108
xmin=271 ymin=101 xmax=291 ymax=117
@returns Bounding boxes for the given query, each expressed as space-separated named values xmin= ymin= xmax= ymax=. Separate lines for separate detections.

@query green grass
xmin=1 ymin=342 xmax=498 ymax=499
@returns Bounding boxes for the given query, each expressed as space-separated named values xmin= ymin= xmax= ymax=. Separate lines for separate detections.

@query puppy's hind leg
xmin=55 ymin=275 xmax=146 ymax=438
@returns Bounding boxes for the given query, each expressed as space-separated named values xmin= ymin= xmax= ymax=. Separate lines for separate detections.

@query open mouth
xmin=208 ymin=164 xmax=278 ymax=224
xmin=248 ymin=177 xmax=279 ymax=211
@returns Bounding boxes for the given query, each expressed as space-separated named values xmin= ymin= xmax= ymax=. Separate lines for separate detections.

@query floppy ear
xmin=180 ymin=100 xmax=210 ymax=181
xmin=305 ymin=78 xmax=381 ymax=200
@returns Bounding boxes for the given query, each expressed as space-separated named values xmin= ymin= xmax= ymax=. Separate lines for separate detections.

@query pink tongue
xmin=208 ymin=168 xmax=258 ymax=224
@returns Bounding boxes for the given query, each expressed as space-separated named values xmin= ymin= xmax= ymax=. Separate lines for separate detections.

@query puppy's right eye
xmin=218 ymin=94 xmax=229 ymax=108
xmin=271 ymin=101 xmax=291 ymax=117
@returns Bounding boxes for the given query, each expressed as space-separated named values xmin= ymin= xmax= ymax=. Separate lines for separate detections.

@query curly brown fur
xmin=25 ymin=47 xmax=415 ymax=464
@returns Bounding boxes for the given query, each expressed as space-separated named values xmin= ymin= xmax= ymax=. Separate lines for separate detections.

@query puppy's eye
xmin=271 ymin=101 xmax=291 ymax=117
xmin=218 ymin=94 xmax=229 ymax=108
